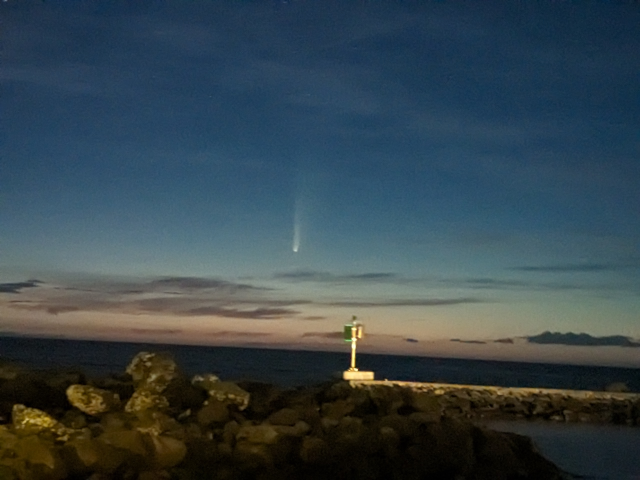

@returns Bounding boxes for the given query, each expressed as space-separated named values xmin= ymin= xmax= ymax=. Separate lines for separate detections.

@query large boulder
xmin=192 ymin=375 xmax=250 ymax=411
xmin=126 ymin=352 xmax=177 ymax=394
xmin=66 ymin=385 xmax=121 ymax=416
xmin=11 ymin=405 xmax=69 ymax=440
xmin=125 ymin=390 xmax=169 ymax=414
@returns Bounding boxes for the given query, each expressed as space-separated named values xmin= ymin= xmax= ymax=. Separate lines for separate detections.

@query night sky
xmin=1 ymin=1 xmax=639 ymax=366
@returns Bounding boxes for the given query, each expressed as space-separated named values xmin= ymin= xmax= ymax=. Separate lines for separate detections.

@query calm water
xmin=483 ymin=421 xmax=640 ymax=480
xmin=0 ymin=336 xmax=637 ymax=391
xmin=1 ymin=336 xmax=638 ymax=479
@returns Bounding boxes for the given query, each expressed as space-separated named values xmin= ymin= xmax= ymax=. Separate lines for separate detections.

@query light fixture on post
xmin=342 ymin=315 xmax=375 ymax=381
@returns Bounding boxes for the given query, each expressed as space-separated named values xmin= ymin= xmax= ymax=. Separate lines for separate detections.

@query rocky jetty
xmin=0 ymin=353 xmax=569 ymax=479
xmin=351 ymin=381 xmax=640 ymax=426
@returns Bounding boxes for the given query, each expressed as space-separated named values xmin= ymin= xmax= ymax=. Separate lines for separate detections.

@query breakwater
xmin=0 ymin=352 xmax=570 ymax=479
xmin=349 ymin=380 xmax=640 ymax=426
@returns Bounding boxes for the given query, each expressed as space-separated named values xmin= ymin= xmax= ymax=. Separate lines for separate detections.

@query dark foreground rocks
xmin=0 ymin=353 xmax=568 ymax=479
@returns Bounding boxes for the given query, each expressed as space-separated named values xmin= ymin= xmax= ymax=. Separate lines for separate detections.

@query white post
xmin=350 ymin=324 xmax=358 ymax=371
xmin=342 ymin=319 xmax=374 ymax=381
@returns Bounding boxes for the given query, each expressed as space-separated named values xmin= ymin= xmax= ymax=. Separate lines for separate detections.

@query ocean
xmin=1 ymin=336 xmax=639 ymax=479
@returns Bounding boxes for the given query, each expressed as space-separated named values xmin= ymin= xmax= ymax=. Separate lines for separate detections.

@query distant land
xmin=488 ymin=331 xmax=640 ymax=348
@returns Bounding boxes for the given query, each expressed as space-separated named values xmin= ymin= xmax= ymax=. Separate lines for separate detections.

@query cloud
xmin=302 ymin=332 xmax=343 ymax=340
xmin=186 ymin=306 xmax=299 ymax=319
xmin=4 ymin=274 xmax=481 ymax=319
xmin=0 ymin=280 xmax=42 ymax=294
xmin=443 ymin=275 xmax=637 ymax=296
xmin=450 ymin=339 xmax=487 ymax=345
xmin=130 ymin=328 xmax=182 ymax=335
xmin=274 ymin=270 xmax=398 ymax=284
xmin=45 ymin=305 xmax=83 ymax=315
xmin=3 ymin=275 xmax=302 ymax=319
xmin=147 ymin=277 xmax=269 ymax=293
xmin=301 ymin=331 xmax=409 ymax=342
xmin=526 ymin=331 xmax=640 ymax=348
xmin=323 ymin=298 xmax=483 ymax=308
xmin=511 ymin=263 xmax=624 ymax=273
xmin=458 ymin=278 xmax=531 ymax=289
xmin=203 ymin=331 xmax=273 ymax=338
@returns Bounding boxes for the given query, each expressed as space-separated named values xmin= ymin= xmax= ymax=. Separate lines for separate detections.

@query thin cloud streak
xmin=147 ymin=277 xmax=270 ymax=292
xmin=274 ymin=270 xmax=398 ymax=283
xmin=0 ymin=280 xmax=41 ymax=294
xmin=322 ymin=298 xmax=484 ymax=308
xmin=511 ymin=263 xmax=629 ymax=273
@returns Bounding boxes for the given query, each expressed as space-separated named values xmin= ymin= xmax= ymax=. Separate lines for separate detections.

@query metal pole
xmin=350 ymin=325 xmax=358 ymax=371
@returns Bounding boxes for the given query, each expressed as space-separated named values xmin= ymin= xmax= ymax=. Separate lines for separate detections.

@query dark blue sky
xmin=1 ymin=1 xmax=639 ymax=363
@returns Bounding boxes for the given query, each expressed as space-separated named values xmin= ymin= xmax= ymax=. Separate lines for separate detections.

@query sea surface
xmin=1 ymin=336 xmax=638 ymax=479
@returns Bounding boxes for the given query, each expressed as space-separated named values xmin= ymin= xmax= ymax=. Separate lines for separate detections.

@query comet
xmin=292 ymin=197 xmax=301 ymax=253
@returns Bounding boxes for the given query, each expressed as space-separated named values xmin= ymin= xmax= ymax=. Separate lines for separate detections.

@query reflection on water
xmin=480 ymin=420 xmax=640 ymax=480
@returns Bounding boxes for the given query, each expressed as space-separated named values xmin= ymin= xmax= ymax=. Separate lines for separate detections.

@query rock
xmin=133 ymin=411 xmax=184 ymax=438
xmin=12 ymin=435 xmax=67 ymax=480
xmin=100 ymin=412 xmax=129 ymax=432
xmin=91 ymin=375 xmax=135 ymax=401
xmin=367 ymin=385 xmax=406 ymax=415
xmin=197 ymin=380 xmax=250 ymax=411
xmin=321 ymin=399 xmax=354 ymax=420
xmin=473 ymin=426 xmax=523 ymax=475
xmin=497 ymin=430 xmax=564 ymax=479
xmin=409 ymin=417 xmax=476 ymax=477
xmin=408 ymin=411 xmax=440 ymax=425
xmin=126 ymin=352 xmax=177 ymax=394
xmin=299 ymin=436 xmax=331 ymax=464
xmin=0 ymin=465 xmax=18 ymax=480
xmin=61 ymin=438 xmax=103 ymax=471
xmin=197 ymin=400 xmax=229 ymax=426
xmin=66 ymin=385 xmax=121 ymax=416
xmin=273 ymin=420 xmax=310 ymax=437
xmin=0 ymin=353 xmax=574 ymax=479
xmin=236 ymin=424 xmax=280 ymax=445
xmin=59 ymin=409 xmax=88 ymax=429
xmin=138 ymin=470 xmax=171 ymax=480
xmin=191 ymin=373 xmax=220 ymax=393
xmin=532 ymin=399 xmax=552 ymax=416
xmin=0 ymin=423 xmax=18 ymax=446
xmin=233 ymin=441 xmax=273 ymax=470
xmin=237 ymin=381 xmax=283 ymax=419
xmin=222 ymin=420 xmax=240 ymax=446
xmin=378 ymin=414 xmax=417 ymax=439
xmin=605 ymin=382 xmax=630 ymax=393
xmin=334 ymin=416 xmax=363 ymax=445
xmin=267 ymin=407 xmax=299 ymax=426
xmin=378 ymin=425 xmax=400 ymax=458
xmin=125 ymin=389 xmax=169 ymax=414
xmin=149 ymin=435 xmax=187 ymax=468
xmin=163 ymin=376 xmax=207 ymax=413
xmin=99 ymin=430 xmax=148 ymax=457
xmin=69 ymin=439 xmax=128 ymax=474
xmin=410 ymin=391 xmax=442 ymax=415
xmin=11 ymin=404 xmax=68 ymax=439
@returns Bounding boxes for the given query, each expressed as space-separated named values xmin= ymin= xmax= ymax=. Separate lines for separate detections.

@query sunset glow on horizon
xmin=1 ymin=1 xmax=638 ymax=367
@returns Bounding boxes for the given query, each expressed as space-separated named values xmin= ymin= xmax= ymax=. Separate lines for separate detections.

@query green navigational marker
xmin=342 ymin=315 xmax=374 ymax=381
